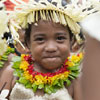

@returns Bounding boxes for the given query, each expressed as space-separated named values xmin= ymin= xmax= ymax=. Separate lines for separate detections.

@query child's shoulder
xmin=0 ymin=61 xmax=14 ymax=90
xmin=66 ymin=77 xmax=82 ymax=100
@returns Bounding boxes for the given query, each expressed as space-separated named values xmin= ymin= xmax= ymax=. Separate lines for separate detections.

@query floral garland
xmin=0 ymin=47 xmax=15 ymax=68
xmin=12 ymin=53 xmax=83 ymax=94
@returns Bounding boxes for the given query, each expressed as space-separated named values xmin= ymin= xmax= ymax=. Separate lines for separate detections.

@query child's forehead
xmin=31 ymin=20 xmax=68 ymax=32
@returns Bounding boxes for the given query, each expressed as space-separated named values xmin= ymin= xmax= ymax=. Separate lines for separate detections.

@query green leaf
xmin=65 ymin=79 xmax=71 ymax=86
xmin=11 ymin=48 xmax=15 ymax=53
xmin=59 ymin=79 xmax=64 ymax=87
xmin=12 ymin=56 xmax=21 ymax=62
xmin=68 ymin=75 xmax=75 ymax=80
xmin=67 ymin=65 xmax=79 ymax=71
xmin=44 ymin=84 xmax=52 ymax=94
xmin=12 ymin=61 xmax=21 ymax=69
xmin=52 ymin=79 xmax=59 ymax=86
xmin=5 ymin=51 xmax=10 ymax=55
xmin=16 ymin=80 xmax=19 ymax=83
xmin=32 ymin=83 xmax=38 ymax=92
xmin=44 ymin=84 xmax=58 ymax=94
xmin=0 ymin=61 xmax=4 ymax=64
xmin=13 ymin=69 xmax=22 ymax=77
xmin=1 ymin=55 xmax=8 ymax=61
xmin=1 ymin=55 xmax=8 ymax=60
xmin=8 ymin=48 xmax=15 ymax=53
xmin=53 ymin=80 xmax=64 ymax=88
xmin=38 ymin=84 xmax=44 ymax=89
xmin=19 ymin=77 xmax=28 ymax=85
xmin=70 ymin=71 xmax=79 ymax=78
xmin=25 ymin=82 xmax=32 ymax=88
xmin=2 ymin=55 xmax=8 ymax=58
xmin=51 ymin=86 xmax=58 ymax=93
xmin=0 ymin=64 xmax=3 ymax=68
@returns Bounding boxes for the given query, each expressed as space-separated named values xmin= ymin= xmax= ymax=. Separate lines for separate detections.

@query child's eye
xmin=56 ymin=36 xmax=66 ymax=43
xmin=34 ymin=37 xmax=45 ymax=43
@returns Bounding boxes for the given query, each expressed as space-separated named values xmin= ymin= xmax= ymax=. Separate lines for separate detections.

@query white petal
xmin=0 ymin=89 xmax=9 ymax=98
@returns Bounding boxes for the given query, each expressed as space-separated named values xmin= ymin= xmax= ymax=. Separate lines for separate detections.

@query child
xmin=0 ymin=0 xmax=97 ymax=100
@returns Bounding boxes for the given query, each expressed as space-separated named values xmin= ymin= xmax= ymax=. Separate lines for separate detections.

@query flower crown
xmin=0 ymin=0 xmax=9 ymax=37
xmin=0 ymin=0 xmax=9 ymax=56
xmin=2 ymin=0 xmax=100 ymax=48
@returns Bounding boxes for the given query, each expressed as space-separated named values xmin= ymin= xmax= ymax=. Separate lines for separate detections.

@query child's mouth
xmin=43 ymin=57 xmax=60 ymax=62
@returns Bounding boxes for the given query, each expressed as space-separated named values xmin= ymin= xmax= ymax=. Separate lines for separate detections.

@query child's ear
xmin=71 ymin=40 xmax=85 ymax=53
xmin=70 ymin=37 xmax=81 ymax=52
xmin=71 ymin=42 xmax=80 ymax=52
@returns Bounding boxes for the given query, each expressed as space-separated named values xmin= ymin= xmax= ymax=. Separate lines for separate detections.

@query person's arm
xmin=81 ymin=36 xmax=100 ymax=100
xmin=73 ymin=77 xmax=82 ymax=100
xmin=67 ymin=77 xmax=82 ymax=100
xmin=0 ymin=62 xmax=14 ymax=99
xmin=67 ymin=80 xmax=74 ymax=97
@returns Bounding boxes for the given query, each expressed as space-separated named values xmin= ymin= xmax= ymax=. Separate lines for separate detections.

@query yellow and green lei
xmin=12 ymin=53 xmax=83 ymax=94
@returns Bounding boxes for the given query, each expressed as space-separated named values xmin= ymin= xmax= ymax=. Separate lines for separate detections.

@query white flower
xmin=0 ymin=89 xmax=9 ymax=100
xmin=0 ymin=11 xmax=8 ymax=36
xmin=0 ymin=0 xmax=5 ymax=9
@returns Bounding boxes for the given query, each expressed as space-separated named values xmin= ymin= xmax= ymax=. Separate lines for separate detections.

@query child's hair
xmin=24 ymin=23 xmax=74 ymax=47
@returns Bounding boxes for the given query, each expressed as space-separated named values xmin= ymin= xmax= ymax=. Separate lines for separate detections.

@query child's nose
xmin=45 ymin=41 xmax=57 ymax=53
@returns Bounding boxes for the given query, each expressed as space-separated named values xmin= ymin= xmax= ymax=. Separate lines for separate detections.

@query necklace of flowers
xmin=12 ymin=53 xmax=83 ymax=94
xmin=0 ymin=47 xmax=15 ymax=68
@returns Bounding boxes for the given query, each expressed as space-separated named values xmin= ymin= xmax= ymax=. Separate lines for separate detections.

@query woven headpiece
xmin=7 ymin=0 xmax=100 ymax=47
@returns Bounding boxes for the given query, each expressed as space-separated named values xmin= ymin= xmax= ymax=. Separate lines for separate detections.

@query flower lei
xmin=0 ymin=47 xmax=15 ymax=68
xmin=12 ymin=53 xmax=83 ymax=94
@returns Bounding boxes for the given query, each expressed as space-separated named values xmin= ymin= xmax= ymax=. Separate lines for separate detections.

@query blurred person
xmin=81 ymin=11 xmax=100 ymax=100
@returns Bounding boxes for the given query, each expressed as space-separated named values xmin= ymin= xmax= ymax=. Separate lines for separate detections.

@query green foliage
xmin=13 ymin=69 xmax=22 ymax=77
xmin=0 ymin=61 xmax=4 ymax=68
xmin=19 ymin=77 xmax=28 ymax=85
xmin=64 ymin=78 xmax=71 ymax=86
xmin=38 ymin=84 xmax=44 ymax=89
xmin=67 ymin=65 xmax=79 ymax=71
xmin=25 ymin=82 xmax=32 ymax=88
xmin=12 ymin=61 xmax=21 ymax=69
xmin=32 ymin=83 xmax=38 ymax=92
xmin=0 ymin=47 xmax=15 ymax=69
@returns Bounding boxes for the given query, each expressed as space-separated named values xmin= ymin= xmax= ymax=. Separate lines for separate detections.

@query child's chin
xmin=41 ymin=58 xmax=63 ymax=70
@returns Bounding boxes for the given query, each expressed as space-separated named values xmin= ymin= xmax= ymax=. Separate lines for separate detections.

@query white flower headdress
xmin=0 ymin=0 xmax=6 ymax=9
xmin=0 ymin=11 xmax=9 ymax=37
xmin=0 ymin=0 xmax=8 ymax=56
xmin=0 ymin=0 xmax=9 ymax=37
xmin=8 ymin=0 xmax=100 ymax=47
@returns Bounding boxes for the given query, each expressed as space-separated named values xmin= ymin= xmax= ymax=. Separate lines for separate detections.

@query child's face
xmin=29 ymin=20 xmax=71 ymax=70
